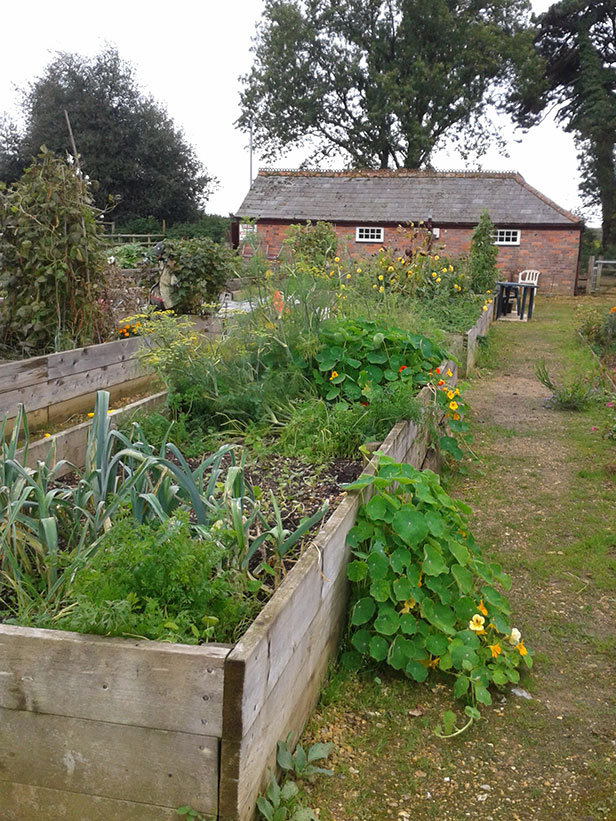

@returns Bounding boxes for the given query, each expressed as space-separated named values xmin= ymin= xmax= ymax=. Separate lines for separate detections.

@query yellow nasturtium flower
xmin=449 ymin=401 xmax=458 ymax=411
xmin=329 ymin=371 xmax=338 ymax=380
xmin=469 ymin=614 xmax=485 ymax=632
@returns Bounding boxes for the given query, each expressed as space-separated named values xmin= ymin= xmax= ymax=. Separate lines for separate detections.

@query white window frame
xmin=356 ymin=226 xmax=384 ymax=243
xmin=239 ymin=223 xmax=257 ymax=241
xmin=493 ymin=228 xmax=521 ymax=246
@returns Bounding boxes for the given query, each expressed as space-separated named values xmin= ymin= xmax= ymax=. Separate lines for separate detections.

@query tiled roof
xmin=235 ymin=169 xmax=580 ymax=226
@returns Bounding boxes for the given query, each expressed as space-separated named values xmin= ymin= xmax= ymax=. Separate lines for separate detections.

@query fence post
xmin=586 ymin=255 xmax=595 ymax=294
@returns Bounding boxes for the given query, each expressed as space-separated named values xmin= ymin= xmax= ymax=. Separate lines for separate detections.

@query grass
xmin=296 ymin=296 xmax=616 ymax=820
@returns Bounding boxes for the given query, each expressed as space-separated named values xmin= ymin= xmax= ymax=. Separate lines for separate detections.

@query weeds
xmin=535 ymin=359 xmax=596 ymax=410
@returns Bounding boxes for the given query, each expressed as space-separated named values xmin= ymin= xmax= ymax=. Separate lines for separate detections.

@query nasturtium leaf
xmin=392 ymin=508 xmax=429 ymax=546
xmin=329 ymin=373 xmax=346 ymax=385
xmin=383 ymin=369 xmax=398 ymax=381
xmin=350 ymin=597 xmax=376 ymax=626
xmin=346 ymin=356 xmax=362 ymax=369
xmin=346 ymin=520 xmax=374 ymax=546
xmin=387 ymin=635 xmax=413 ymax=669
xmin=407 ymin=565 xmax=422 ymax=587
xmin=491 ymin=612 xmax=510 ymax=634
xmin=369 ymin=635 xmax=389 ymax=662
xmin=465 ymin=705 xmax=481 ymax=721
xmin=366 ymin=495 xmax=389 ymax=521
xmin=449 ymin=640 xmax=478 ymax=670
xmin=474 ymin=684 xmax=492 ymax=705
xmin=366 ymin=350 xmax=387 ymax=364
xmin=439 ymin=434 xmax=463 ymax=461
xmin=424 ymin=510 xmax=446 ymax=537
xmin=453 ymin=596 xmax=477 ymax=622
xmin=424 ymin=574 xmax=454 ymax=604
xmin=456 ymin=630 xmax=481 ymax=648
xmin=413 ymin=480 xmax=436 ymax=504
xmin=481 ymin=585 xmax=511 ymax=615
xmin=343 ymin=381 xmax=362 ymax=399
xmin=366 ymin=551 xmax=389 ymax=580
xmin=414 ymin=619 xmax=430 ymax=638
xmin=372 ymin=332 xmax=385 ymax=346
xmin=451 ymin=563 xmax=473 ymax=593
xmin=523 ymin=653 xmax=533 ymax=669
xmin=365 ymin=364 xmax=384 ymax=384
xmin=347 ymin=560 xmax=368 ymax=582
xmin=390 ymin=547 xmax=411 ymax=574
xmin=491 ymin=668 xmax=508 ymax=685
xmin=340 ymin=650 xmax=363 ymax=671
xmin=453 ymin=675 xmax=470 ymax=698
xmin=425 ymin=633 xmax=449 ymax=656
xmin=423 ymin=543 xmax=448 ymax=576
xmin=399 ymin=613 xmax=417 ymax=635
xmin=506 ymin=667 xmax=520 ymax=683
xmin=392 ymin=576 xmax=412 ymax=601
xmin=405 ymin=659 xmax=429 ymax=682
xmin=438 ymin=653 xmax=453 ymax=671
xmin=370 ymin=579 xmax=391 ymax=602
xmin=420 ymin=599 xmax=457 ymax=634
xmin=325 ymin=387 xmax=340 ymax=400
xmin=448 ymin=539 xmax=470 ymax=566
xmin=373 ymin=605 xmax=400 ymax=636
xmin=351 ymin=629 xmax=372 ymax=654
xmin=489 ymin=562 xmax=512 ymax=590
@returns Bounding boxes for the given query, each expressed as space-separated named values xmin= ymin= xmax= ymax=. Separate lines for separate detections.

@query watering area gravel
xmin=300 ymin=296 xmax=616 ymax=820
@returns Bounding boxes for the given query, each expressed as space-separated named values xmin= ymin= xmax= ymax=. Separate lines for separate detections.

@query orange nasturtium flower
xmin=488 ymin=644 xmax=502 ymax=658
xmin=437 ymin=379 xmax=445 ymax=386
xmin=329 ymin=371 xmax=338 ymax=381
xmin=478 ymin=600 xmax=488 ymax=616
xmin=609 ymin=306 xmax=616 ymax=314
xmin=516 ymin=640 xmax=528 ymax=656
xmin=399 ymin=365 xmax=408 ymax=373
xmin=272 ymin=290 xmax=284 ymax=317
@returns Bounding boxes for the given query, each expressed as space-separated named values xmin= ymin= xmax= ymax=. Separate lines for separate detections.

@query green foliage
xmin=3 ymin=47 xmax=212 ymax=223
xmin=256 ymin=733 xmax=333 ymax=820
xmin=239 ymin=0 xmax=534 ymax=168
xmin=310 ymin=318 xmax=445 ymax=403
xmin=162 ymin=237 xmax=237 ymax=314
xmin=0 ymin=148 xmax=108 ymax=354
xmin=55 ymin=515 xmax=257 ymax=644
xmin=166 ymin=214 xmax=231 ymax=243
xmin=509 ymin=2 xmax=615 ymax=251
xmin=108 ymin=242 xmax=155 ymax=268
xmin=341 ymin=452 xmax=532 ymax=729
xmin=283 ymin=221 xmax=338 ymax=268
xmin=577 ymin=303 xmax=616 ymax=354
xmin=467 ymin=210 xmax=499 ymax=294
xmin=535 ymin=359 xmax=596 ymax=410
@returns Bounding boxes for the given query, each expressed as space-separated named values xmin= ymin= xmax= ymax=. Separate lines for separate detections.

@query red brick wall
xmin=252 ymin=220 xmax=581 ymax=295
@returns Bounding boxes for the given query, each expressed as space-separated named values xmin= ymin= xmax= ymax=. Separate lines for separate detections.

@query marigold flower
xmin=449 ymin=401 xmax=458 ymax=411
xmin=478 ymin=599 xmax=488 ymax=616
xmin=610 ymin=306 xmax=616 ymax=314
xmin=488 ymin=643 xmax=502 ymax=658
xmin=516 ymin=640 xmax=528 ymax=656
xmin=329 ymin=371 xmax=338 ymax=380
xmin=469 ymin=614 xmax=485 ymax=632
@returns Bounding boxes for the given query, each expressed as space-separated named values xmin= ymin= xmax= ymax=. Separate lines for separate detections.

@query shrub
xmin=162 ymin=237 xmax=238 ymax=314
xmin=0 ymin=148 xmax=107 ymax=354
xmin=467 ymin=209 xmax=499 ymax=294
xmin=283 ymin=220 xmax=338 ymax=268
xmin=108 ymin=242 xmax=155 ymax=269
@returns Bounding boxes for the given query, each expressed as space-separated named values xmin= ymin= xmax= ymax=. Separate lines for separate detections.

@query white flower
xmin=508 ymin=628 xmax=522 ymax=645
xmin=107 ymin=256 xmax=115 ymax=265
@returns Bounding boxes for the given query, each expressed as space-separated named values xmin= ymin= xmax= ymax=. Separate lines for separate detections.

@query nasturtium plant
xmin=310 ymin=318 xmax=446 ymax=403
xmin=342 ymin=452 xmax=532 ymax=732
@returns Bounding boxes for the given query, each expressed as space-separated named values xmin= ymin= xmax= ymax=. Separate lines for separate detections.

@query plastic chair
xmin=518 ymin=270 xmax=540 ymax=286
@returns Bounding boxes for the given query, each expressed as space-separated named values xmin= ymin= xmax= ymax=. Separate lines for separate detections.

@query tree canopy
xmin=238 ymin=0 xmax=535 ymax=169
xmin=0 ymin=48 xmax=213 ymax=225
xmin=509 ymin=1 xmax=616 ymax=251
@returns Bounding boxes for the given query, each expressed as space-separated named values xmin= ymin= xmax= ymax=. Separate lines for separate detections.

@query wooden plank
xmin=0 ymin=781 xmax=192 ymax=821
xmin=0 ymin=357 xmax=48 ymax=394
xmin=0 ymin=707 xmax=219 ymax=813
xmin=0 ymin=359 xmax=143 ymax=419
xmin=46 ymin=337 xmax=142 ymax=379
xmin=219 ymin=568 xmax=347 ymax=820
xmin=0 ymin=625 xmax=229 ymax=736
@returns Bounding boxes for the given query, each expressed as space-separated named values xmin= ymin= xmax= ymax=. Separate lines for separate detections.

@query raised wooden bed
xmin=447 ymin=305 xmax=494 ymax=377
xmin=0 ymin=361 xmax=457 ymax=820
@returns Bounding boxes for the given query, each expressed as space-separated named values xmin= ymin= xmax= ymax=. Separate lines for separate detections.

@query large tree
xmin=238 ymin=0 xmax=534 ymax=169
xmin=509 ymin=1 xmax=616 ymax=252
xmin=1 ymin=48 xmax=212 ymax=224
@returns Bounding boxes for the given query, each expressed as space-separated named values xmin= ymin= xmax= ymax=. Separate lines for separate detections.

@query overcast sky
xmin=0 ymin=1 xmax=594 ymax=224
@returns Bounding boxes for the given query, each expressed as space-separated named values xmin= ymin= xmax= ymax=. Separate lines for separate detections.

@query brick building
xmin=233 ymin=169 xmax=583 ymax=294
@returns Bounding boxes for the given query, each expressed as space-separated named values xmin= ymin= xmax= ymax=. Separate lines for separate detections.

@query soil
xmin=300 ymin=296 xmax=616 ymax=821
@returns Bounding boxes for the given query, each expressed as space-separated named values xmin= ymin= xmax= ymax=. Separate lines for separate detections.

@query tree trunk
xmin=595 ymin=133 xmax=616 ymax=255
